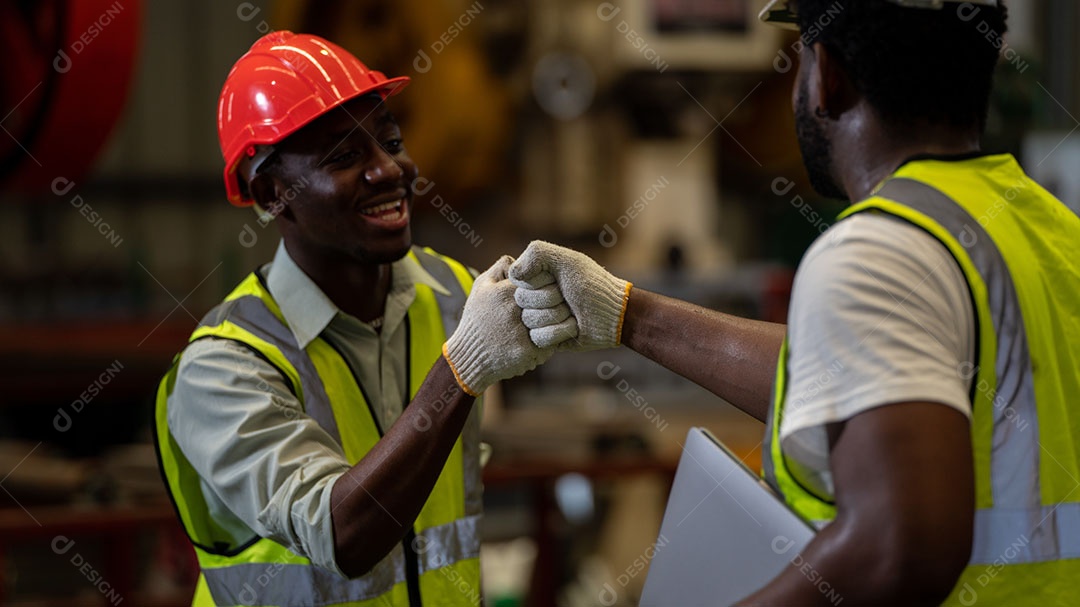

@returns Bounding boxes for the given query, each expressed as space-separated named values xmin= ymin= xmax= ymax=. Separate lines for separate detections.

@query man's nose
xmin=364 ymin=149 xmax=404 ymax=185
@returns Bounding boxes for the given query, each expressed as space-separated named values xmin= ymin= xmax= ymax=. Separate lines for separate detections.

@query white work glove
xmin=443 ymin=256 xmax=568 ymax=396
xmin=509 ymin=241 xmax=632 ymax=351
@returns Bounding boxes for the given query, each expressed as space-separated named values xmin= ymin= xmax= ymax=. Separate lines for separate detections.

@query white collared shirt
xmin=167 ymin=240 xmax=453 ymax=576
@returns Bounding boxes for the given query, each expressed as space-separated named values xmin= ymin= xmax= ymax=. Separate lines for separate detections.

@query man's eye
xmin=329 ymin=149 xmax=359 ymax=164
xmin=384 ymin=139 xmax=404 ymax=154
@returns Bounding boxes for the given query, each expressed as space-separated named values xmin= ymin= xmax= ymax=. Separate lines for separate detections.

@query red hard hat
xmin=217 ymin=31 xmax=410 ymax=206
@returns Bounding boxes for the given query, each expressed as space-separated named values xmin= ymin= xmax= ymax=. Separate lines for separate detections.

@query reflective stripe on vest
xmin=199 ymin=294 xmax=342 ymax=445
xmin=156 ymin=246 xmax=481 ymax=606
xmin=874 ymin=179 xmax=1064 ymax=565
xmin=202 ymin=515 xmax=481 ymax=605
xmin=763 ymin=174 xmax=1080 ymax=568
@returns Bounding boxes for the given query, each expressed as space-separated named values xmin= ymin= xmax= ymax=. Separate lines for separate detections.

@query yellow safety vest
xmin=763 ymin=155 xmax=1080 ymax=605
xmin=155 ymin=246 xmax=482 ymax=607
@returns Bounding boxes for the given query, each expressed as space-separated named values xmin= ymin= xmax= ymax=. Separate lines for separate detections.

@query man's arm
xmin=332 ymin=254 xmax=552 ymax=576
xmin=509 ymin=242 xmax=784 ymax=422
xmin=737 ymin=402 xmax=974 ymax=606
xmin=621 ymin=288 xmax=785 ymax=422
xmin=329 ymin=358 xmax=473 ymax=576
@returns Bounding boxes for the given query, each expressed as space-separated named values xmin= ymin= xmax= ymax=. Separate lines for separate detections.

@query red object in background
xmin=763 ymin=267 xmax=795 ymax=324
xmin=0 ymin=0 xmax=141 ymax=195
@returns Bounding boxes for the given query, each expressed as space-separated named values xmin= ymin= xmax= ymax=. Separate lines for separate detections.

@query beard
xmin=794 ymin=88 xmax=848 ymax=200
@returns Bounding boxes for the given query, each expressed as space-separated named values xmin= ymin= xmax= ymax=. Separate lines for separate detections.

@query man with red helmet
xmin=154 ymin=32 xmax=557 ymax=606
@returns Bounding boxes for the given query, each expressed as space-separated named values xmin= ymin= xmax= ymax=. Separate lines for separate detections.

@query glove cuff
xmin=442 ymin=338 xmax=485 ymax=397
xmin=586 ymin=273 xmax=633 ymax=347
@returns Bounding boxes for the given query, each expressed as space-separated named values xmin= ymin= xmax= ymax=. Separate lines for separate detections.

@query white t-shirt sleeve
xmin=780 ymin=213 xmax=976 ymax=499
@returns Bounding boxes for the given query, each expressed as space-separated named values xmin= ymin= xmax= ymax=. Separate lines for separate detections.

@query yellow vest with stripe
xmin=763 ymin=155 xmax=1080 ymax=606
xmin=155 ymin=246 xmax=482 ymax=607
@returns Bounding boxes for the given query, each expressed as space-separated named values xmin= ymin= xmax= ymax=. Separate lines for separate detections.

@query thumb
xmin=508 ymin=240 xmax=556 ymax=284
xmin=480 ymin=255 xmax=514 ymax=283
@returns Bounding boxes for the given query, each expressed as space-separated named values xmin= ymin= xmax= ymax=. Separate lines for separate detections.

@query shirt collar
xmin=265 ymin=241 xmax=451 ymax=348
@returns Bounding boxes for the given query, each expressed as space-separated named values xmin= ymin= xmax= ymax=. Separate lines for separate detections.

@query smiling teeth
xmin=360 ymin=200 xmax=403 ymax=216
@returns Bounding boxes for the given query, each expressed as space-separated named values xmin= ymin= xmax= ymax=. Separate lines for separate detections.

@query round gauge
xmin=532 ymin=51 xmax=597 ymax=121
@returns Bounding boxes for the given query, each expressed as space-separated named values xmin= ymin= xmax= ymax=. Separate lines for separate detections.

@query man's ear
xmin=247 ymin=172 xmax=277 ymax=209
xmin=811 ymin=42 xmax=856 ymax=120
xmin=247 ymin=173 xmax=294 ymax=221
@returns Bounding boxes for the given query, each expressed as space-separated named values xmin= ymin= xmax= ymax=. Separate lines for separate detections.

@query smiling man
xmin=154 ymin=32 xmax=553 ymax=607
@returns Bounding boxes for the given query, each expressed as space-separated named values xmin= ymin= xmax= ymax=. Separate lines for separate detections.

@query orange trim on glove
xmin=614 ymin=282 xmax=634 ymax=345
xmin=442 ymin=343 xmax=480 ymax=397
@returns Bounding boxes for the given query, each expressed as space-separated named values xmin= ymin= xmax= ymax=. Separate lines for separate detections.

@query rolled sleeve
xmin=167 ymin=338 xmax=351 ymax=575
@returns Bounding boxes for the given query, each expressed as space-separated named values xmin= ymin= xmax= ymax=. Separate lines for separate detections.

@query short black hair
xmin=797 ymin=0 xmax=1008 ymax=132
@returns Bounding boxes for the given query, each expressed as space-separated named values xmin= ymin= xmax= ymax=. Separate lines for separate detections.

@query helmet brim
xmin=759 ymin=0 xmax=1000 ymax=32
xmin=759 ymin=0 xmax=800 ymax=31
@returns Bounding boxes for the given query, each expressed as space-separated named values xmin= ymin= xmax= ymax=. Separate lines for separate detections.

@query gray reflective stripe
xmin=971 ymin=502 xmax=1080 ymax=564
xmin=204 ymin=518 xmax=482 ymax=606
xmin=880 ymin=180 xmax=1039 ymax=512
xmin=412 ymin=246 xmax=467 ymax=337
xmin=875 ymin=178 xmax=1059 ymax=563
xmin=204 ymin=544 xmax=405 ymax=606
xmin=411 ymin=515 xmax=482 ymax=573
xmin=412 ymin=247 xmax=483 ymax=515
xmin=200 ymin=294 xmax=342 ymax=445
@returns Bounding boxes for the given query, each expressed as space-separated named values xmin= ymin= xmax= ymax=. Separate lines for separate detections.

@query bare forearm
xmin=740 ymin=406 xmax=974 ymax=605
xmin=621 ymin=288 xmax=785 ymax=422
xmin=737 ymin=516 xmax=883 ymax=606
xmin=330 ymin=357 xmax=474 ymax=577
xmin=737 ymin=515 xmax=957 ymax=606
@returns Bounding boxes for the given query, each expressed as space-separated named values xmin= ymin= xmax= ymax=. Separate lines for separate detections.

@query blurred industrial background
xmin=0 ymin=0 xmax=1077 ymax=605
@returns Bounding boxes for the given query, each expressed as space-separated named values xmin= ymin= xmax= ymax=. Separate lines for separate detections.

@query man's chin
xmin=354 ymin=236 xmax=412 ymax=265
xmin=796 ymin=145 xmax=847 ymax=201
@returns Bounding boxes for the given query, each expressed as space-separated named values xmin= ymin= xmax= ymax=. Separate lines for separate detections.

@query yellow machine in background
xmin=272 ymin=0 xmax=515 ymax=207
